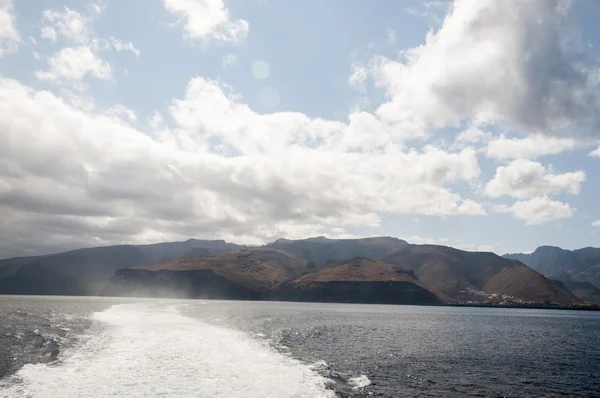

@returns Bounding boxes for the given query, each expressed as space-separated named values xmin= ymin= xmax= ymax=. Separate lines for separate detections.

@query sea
xmin=0 ymin=296 xmax=598 ymax=397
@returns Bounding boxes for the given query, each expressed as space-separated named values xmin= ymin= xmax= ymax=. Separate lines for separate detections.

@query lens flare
xmin=252 ymin=60 xmax=270 ymax=79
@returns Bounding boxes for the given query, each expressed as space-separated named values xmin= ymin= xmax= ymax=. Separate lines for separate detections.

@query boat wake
xmin=1 ymin=302 xmax=334 ymax=398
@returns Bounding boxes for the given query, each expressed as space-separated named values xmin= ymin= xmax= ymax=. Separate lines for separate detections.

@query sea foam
xmin=1 ymin=302 xmax=334 ymax=398
xmin=348 ymin=374 xmax=371 ymax=389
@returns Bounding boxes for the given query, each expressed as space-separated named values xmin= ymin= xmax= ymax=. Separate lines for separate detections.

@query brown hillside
xmin=295 ymin=258 xmax=417 ymax=283
xmin=137 ymin=249 xmax=307 ymax=292
xmin=276 ymin=258 xmax=445 ymax=305
xmin=383 ymin=245 xmax=581 ymax=304
xmin=291 ymin=257 xmax=451 ymax=302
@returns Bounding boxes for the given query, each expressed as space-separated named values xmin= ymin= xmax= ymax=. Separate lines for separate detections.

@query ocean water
xmin=0 ymin=296 xmax=599 ymax=397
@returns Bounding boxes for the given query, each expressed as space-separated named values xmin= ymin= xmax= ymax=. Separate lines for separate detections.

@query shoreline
xmin=2 ymin=293 xmax=599 ymax=312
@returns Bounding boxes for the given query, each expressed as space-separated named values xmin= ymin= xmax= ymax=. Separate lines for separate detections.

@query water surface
xmin=0 ymin=296 xmax=598 ymax=397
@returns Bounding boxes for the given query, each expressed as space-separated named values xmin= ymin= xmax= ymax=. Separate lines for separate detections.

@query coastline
xmin=2 ymin=293 xmax=599 ymax=312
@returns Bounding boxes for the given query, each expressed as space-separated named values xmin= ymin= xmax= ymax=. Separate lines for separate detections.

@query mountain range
xmin=503 ymin=246 xmax=600 ymax=304
xmin=0 ymin=237 xmax=597 ymax=307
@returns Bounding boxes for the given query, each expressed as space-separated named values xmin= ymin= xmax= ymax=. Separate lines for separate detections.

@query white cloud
xmin=106 ymin=104 xmax=137 ymax=123
xmin=404 ymin=235 xmax=500 ymax=253
xmin=36 ymin=46 xmax=112 ymax=84
xmin=593 ymin=220 xmax=600 ymax=227
xmin=370 ymin=0 xmax=600 ymax=139
xmin=88 ymin=1 xmax=106 ymax=16
xmin=590 ymin=146 xmax=600 ymax=158
xmin=349 ymin=61 xmax=368 ymax=92
xmin=222 ymin=53 xmax=236 ymax=67
xmin=164 ymin=0 xmax=249 ymax=44
xmin=450 ymin=126 xmax=492 ymax=150
xmin=168 ymin=78 xmax=486 ymax=217
xmin=40 ymin=26 xmax=58 ymax=43
xmin=486 ymin=135 xmax=579 ymax=159
xmin=40 ymin=7 xmax=89 ymax=44
xmin=486 ymin=159 xmax=585 ymax=199
xmin=0 ymin=0 xmax=19 ymax=57
xmin=494 ymin=196 xmax=573 ymax=225
xmin=453 ymin=243 xmax=498 ymax=253
xmin=109 ymin=37 xmax=140 ymax=57
xmin=456 ymin=127 xmax=492 ymax=144
xmin=0 ymin=77 xmax=486 ymax=257
xmin=37 ymin=5 xmax=139 ymax=88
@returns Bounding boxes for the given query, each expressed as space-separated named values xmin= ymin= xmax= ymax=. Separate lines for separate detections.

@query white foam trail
xmin=348 ymin=374 xmax=371 ymax=389
xmin=2 ymin=302 xmax=334 ymax=398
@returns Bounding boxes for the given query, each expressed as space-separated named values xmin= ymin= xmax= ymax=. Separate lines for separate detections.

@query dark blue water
xmin=1 ymin=296 xmax=599 ymax=397
xmin=184 ymin=301 xmax=600 ymax=397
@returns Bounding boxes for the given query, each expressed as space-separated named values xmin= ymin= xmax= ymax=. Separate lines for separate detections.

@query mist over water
xmin=1 ymin=296 xmax=599 ymax=397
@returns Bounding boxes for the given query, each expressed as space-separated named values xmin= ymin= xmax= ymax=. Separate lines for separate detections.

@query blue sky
xmin=1 ymin=0 xmax=600 ymax=258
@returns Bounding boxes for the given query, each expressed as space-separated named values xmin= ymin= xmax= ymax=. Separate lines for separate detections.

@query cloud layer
xmin=0 ymin=76 xmax=486 ymax=257
xmin=0 ymin=0 xmax=599 ymax=257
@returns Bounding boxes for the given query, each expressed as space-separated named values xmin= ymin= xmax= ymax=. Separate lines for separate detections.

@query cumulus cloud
xmin=450 ymin=126 xmax=492 ymax=150
xmin=0 ymin=77 xmax=485 ymax=257
xmin=35 ymin=46 xmax=112 ymax=83
xmin=40 ymin=6 xmax=90 ymax=43
xmin=0 ymin=0 xmax=19 ymax=56
xmin=369 ymin=0 xmax=600 ymax=138
xmin=164 ymin=0 xmax=249 ymax=44
xmin=37 ymin=5 xmax=138 ymax=87
xmin=590 ymin=146 xmax=600 ymax=158
xmin=593 ymin=220 xmax=600 ymax=227
xmin=486 ymin=135 xmax=579 ymax=159
xmin=494 ymin=196 xmax=573 ymax=225
xmin=486 ymin=159 xmax=585 ymax=199
xmin=456 ymin=127 xmax=492 ymax=144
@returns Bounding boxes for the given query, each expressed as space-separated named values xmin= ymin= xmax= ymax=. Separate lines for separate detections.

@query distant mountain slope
xmin=273 ymin=258 xmax=445 ymax=305
xmin=548 ymin=271 xmax=600 ymax=304
xmin=577 ymin=265 xmax=600 ymax=289
xmin=108 ymin=255 xmax=445 ymax=305
xmin=264 ymin=239 xmax=579 ymax=305
xmin=0 ymin=239 xmax=243 ymax=295
xmin=105 ymin=249 xmax=307 ymax=300
xmin=382 ymin=245 xmax=579 ymax=305
xmin=504 ymin=246 xmax=600 ymax=288
xmin=266 ymin=236 xmax=409 ymax=266
xmin=0 ymin=236 xmax=584 ymax=306
xmin=134 ymin=249 xmax=307 ymax=292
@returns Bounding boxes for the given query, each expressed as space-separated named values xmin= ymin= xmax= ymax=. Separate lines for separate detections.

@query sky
xmin=1 ymin=0 xmax=600 ymax=258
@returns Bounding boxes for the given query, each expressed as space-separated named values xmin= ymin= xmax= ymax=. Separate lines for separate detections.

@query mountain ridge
xmin=504 ymin=245 xmax=600 ymax=293
xmin=0 ymin=237 xmax=593 ymax=307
